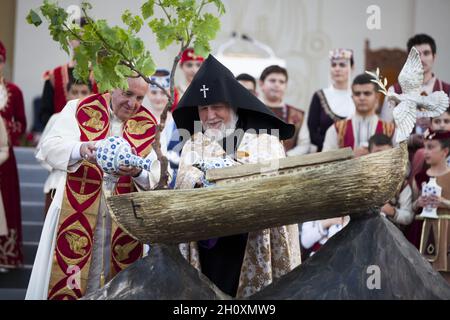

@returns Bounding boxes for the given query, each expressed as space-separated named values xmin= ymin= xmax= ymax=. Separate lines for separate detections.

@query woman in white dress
xmin=307 ymin=48 xmax=356 ymax=152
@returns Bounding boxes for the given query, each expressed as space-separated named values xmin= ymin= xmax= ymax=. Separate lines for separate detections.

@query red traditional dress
xmin=419 ymin=171 xmax=450 ymax=283
xmin=0 ymin=79 xmax=26 ymax=269
xmin=48 ymin=93 xmax=156 ymax=299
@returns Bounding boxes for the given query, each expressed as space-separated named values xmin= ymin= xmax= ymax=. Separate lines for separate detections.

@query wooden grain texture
xmin=107 ymin=144 xmax=408 ymax=244
xmin=206 ymin=147 xmax=354 ymax=183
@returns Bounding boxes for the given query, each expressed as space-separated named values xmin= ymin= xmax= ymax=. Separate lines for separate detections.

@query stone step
xmin=17 ymin=164 xmax=48 ymax=184
xmin=13 ymin=147 xmax=38 ymax=166
xmin=21 ymin=201 xmax=45 ymax=223
xmin=20 ymin=182 xmax=45 ymax=204
xmin=0 ymin=266 xmax=32 ymax=289
xmin=23 ymin=242 xmax=39 ymax=266
xmin=0 ymin=288 xmax=26 ymax=300
xmin=22 ymin=221 xmax=44 ymax=244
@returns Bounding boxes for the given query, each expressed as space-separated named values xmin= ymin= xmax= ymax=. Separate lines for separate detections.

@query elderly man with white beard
xmin=172 ymin=55 xmax=301 ymax=299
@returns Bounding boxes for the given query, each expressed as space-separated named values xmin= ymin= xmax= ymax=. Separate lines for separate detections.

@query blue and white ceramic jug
xmin=95 ymin=136 xmax=153 ymax=174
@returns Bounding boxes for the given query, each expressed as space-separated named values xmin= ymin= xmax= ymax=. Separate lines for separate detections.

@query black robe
xmin=197 ymin=118 xmax=248 ymax=297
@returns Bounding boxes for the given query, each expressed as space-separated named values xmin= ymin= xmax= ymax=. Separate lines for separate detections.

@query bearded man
xmin=173 ymin=55 xmax=301 ymax=298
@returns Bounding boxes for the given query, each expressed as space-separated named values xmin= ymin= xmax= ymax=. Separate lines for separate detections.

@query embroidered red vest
xmin=335 ymin=118 xmax=395 ymax=149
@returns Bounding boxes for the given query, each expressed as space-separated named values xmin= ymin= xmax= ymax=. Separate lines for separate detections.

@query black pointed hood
xmin=173 ymin=55 xmax=295 ymax=140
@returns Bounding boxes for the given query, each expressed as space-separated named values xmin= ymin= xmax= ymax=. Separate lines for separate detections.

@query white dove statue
xmin=366 ymin=47 xmax=449 ymax=143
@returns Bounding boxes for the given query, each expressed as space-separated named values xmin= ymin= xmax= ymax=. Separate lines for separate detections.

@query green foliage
xmin=81 ymin=1 xmax=92 ymax=11
xmin=192 ymin=13 xmax=221 ymax=57
xmin=122 ymin=10 xmax=144 ymax=33
xmin=144 ymin=0 xmax=225 ymax=57
xmin=26 ymin=9 xmax=42 ymax=26
xmin=141 ymin=0 xmax=155 ymax=19
xmin=26 ymin=1 xmax=71 ymax=54
xmin=27 ymin=0 xmax=225 ymax=93
xmin=211 ymin=0 xmax=226 ymax=15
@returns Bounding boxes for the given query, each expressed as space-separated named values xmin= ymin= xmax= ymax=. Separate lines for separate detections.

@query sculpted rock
xmin=252 ymin=212 xmax=450 ymax=300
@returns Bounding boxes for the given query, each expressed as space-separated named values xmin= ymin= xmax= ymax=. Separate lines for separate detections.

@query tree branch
xmin=119 ymin=60 xmax=173 ymax=103
xmin=196 ymin=0 xmax=208 ymax=18
xmin=62 ymin=22 xmax=83 ymax=42
xmin=82 ymin=8 xmax=132 ymax=66
xmin=157 ymin=0 xmax=173 ymax=24
xmin=80 ymin=8 xmax=173 ymax=101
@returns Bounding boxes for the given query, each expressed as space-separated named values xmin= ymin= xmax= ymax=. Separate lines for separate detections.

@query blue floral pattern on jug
xmin=95 ymin=136 xmax=153 ymax=174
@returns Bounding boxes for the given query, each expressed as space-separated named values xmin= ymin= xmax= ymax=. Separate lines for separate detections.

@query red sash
xmin=47 ymin=93 xmax=157 ymax=300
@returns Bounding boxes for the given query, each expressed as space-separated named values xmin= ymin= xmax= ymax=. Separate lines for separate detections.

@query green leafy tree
xmin=27 ymin=0 xmax=225 ymax=187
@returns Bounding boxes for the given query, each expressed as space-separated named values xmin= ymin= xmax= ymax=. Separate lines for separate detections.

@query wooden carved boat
xmin=107 ymin=142 xmax=409 ymax=244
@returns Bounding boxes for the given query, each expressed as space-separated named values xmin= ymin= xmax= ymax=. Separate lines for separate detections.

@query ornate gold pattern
xmin=76 ymin=99 xmax=110 ymax=141
xmin=56 ymin=220 xmax=94 ymax=267
xmin=175 ymin=132 xmax=301 ymax=298
xmin=81 ymin=106 xmax=105 ymax=131
xmin=67 ymin=164 xmax=102 ymax=195
xmin=126 ymin=119 xmax=154 ymax=135
xmin=49 ymin=94 xmax=154 ymax=299
xmin=0 ymin=229 xmax=19 ymax=266
xmin=65 ymin=231 xmax=89 ymax=256
xmin=316 ymin=89 xmax=345 ymax=122
xmin=66 ymin=163 xmax=102 ymax=204
xmin=114 ymin=241 xmax=139 ymax=262
xmin=420 ymin=218 xmax=441 ymax=264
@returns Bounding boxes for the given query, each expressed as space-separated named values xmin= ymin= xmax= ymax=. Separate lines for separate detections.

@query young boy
xmin=410 ymin=108 xmax=450 ymax=184
xmin=172 ymin=48 xmax=204 ymax=110
xmin=368 ymin=134 xmax=413 ymax=227
xmin=236 ymin=73 xmax=257 ymax=96
xmin=259 ymin=65 xmax=311 ymax=156
xmin=66 ymin=80 xmax=92 ymax=101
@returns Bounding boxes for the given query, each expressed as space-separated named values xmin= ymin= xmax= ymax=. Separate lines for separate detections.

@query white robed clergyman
xmin=26 ymin=78 xmax=164 ymax=299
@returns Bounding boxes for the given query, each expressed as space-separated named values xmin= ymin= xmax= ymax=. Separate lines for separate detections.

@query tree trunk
xmin=107 ymin=144 xmax=408 ymax=244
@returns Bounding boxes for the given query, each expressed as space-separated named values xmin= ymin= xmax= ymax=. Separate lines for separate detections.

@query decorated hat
xmin=150 ymin=68 xmax=170 ymax=90
xmin=173 ymin=54 xmax=295 ymax=140
xmin=329 ymin=48 xmax=353 ymax=61
xmin=180 ymin=48 xmax=205 ymax=65
xmin=0 ymin=41 xmax=6 ymax=62
xmin=424 ymin=129 xmax=450 ymax=141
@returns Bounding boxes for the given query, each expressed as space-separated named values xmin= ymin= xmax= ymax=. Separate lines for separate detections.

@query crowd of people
xmin=0 ymin=30 xmax=449 ymax=299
